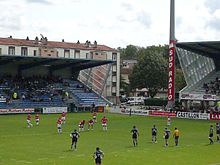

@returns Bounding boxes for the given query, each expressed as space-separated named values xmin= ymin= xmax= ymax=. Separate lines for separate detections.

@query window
xmin=112 ymin=93 xmax=116 ymax=96
xmin=21 ymin=47 xmax=28 ymax=56
xmin=0 ymin=48 xmax=2 ymax=55
xmin=8 ymin=46 xmax=15 ymax=55
xmin=64 ymin=49 xmax=70 ymax=58
xmin=112 ymin=53 xmax=117 ymax=60
xmin=33 ymin=50 xmax=37 ymax=56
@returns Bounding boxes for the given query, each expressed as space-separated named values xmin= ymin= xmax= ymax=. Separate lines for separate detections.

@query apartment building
xmin=0 ymin=35 xmax=120 ymax=104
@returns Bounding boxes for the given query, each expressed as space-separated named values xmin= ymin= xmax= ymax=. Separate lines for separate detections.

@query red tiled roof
xmin=0 ymin=37 xmax=117 ymax=52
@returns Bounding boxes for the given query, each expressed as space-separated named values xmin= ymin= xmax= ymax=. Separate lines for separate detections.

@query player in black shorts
xmin=93 ymin=147 xmax=104 ymax=165
xmin=70 ymin=129 xmax=80 ymax=150
xmin=152 ymin=125 xmax=157 ymax=143
xmin=131 ymin=125 xmax=139 ymax=147
xmin=216 ymin=122 xmax=220 ymax=142
xmin=209 ymin=125 xmax=214 ymax=144
xmin=164 ymin=127 xmax=170 ymax=146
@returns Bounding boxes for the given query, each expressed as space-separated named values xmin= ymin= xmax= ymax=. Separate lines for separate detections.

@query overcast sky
xmin=0 ymin=0 xmax=220 ymax=48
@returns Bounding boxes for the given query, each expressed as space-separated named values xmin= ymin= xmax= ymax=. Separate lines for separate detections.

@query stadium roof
xmin=0 ymin=55 xmax=115 ymax=71
xmin=176 ymin=41 xmax=220 ymax=60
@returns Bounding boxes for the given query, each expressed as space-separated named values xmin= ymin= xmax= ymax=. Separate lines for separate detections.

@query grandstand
xmin=176 ymin=41 xmax=220 ymax=111
xmin=0 ymin=36 xmax=120 ymax=112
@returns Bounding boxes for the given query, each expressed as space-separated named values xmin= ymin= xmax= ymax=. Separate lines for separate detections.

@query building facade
xmin=0 ymin=36 xmax=120 ymax=105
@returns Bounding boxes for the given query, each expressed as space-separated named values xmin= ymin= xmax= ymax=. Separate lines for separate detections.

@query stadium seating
xmin=0 ymin=76 xmax=108 ymax=109
xmin=181 ymin=70 xmax=220 ymax=95
xmin=0 ymin=75 xmax=66 ymax=109
xmin=65 ymin=80 xmax=107 ymax=107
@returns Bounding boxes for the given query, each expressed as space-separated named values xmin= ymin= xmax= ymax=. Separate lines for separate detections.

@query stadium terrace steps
xmin=181 ymin=70 xmax=220 ymax=95
xmin=66 ymin=80 xmax=108 ymax=107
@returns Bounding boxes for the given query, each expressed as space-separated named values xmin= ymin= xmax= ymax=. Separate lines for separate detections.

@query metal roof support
xmin=85 ymin=68 xmax=92 ymax=86
xmin=177 ymin=44 xmax=218 ymax=58
xmin=100 ymin=63 xmax=112 ymax=95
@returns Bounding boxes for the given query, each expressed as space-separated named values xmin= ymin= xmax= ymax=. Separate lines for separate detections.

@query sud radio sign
xmin=167 ymin=41 xmax=175 ymax=101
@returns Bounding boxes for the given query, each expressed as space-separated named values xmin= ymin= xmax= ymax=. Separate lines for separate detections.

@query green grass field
xmin=0 ymin=112 xmax=219 ymax=165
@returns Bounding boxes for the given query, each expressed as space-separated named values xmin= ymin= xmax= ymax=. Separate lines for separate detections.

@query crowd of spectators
xmin=0 ymin=75 xmax=69 ymax=104
xmin=203 ymin=77 xmax=220 ymax=95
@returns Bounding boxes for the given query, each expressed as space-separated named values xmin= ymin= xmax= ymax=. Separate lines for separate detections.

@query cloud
xmin=26 ymin=0 xmax=51 ymax=5
xmin=0 ymin=17 xmax=21 ymax=31
xmin=120 ymin=2 xmax=133 ymax=11
xmin=207 ymin=17 xmax=220 ymax=30
xmin=205 ymin=0 xmax=220 ymax=13
xmin=136 ymin=11 xmax=151 ymax=28
xmin=0 ymin=2 xmax=23 ymax=32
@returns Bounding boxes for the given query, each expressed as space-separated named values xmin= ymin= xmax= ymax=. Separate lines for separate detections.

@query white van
xmin=126 ymin=97 xmax=145 ymax=105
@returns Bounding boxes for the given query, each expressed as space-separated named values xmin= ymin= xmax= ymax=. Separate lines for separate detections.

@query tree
xmin=129 ymin=46 xmax=168 ymax=98
xmin=118 ymin=45 xmax=139 ymax=60
xmin=120 ymin=75 xmax=130 ymax=96
xmin=175 ymin=68 xmax=186 ymax=92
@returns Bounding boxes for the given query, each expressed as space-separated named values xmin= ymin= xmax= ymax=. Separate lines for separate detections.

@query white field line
xmin=59 ymin=156 xmax=66 ymax=159
xmin=15 ymin=160 xmax=33 ymax=164
xmin=76 ymin=154 xmax=85 ymax=157
xmin=37 ymin=158 xmax=49 ymax=161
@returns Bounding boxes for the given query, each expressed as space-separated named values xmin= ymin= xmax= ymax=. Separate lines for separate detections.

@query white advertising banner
xmin=180 ymin=93 xmax=218 ymax=101
xmin=0 ymin=108 xmax=35 ymax=114
xmin=121 ymin=108 xmax=149 ymax=116
xmin=176 ymin=112 xmax=209 ymax=120
xmin=43 ymin=107 xmax=67 ymax=114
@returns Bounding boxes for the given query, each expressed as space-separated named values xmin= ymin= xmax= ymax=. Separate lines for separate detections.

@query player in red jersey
xmin=35 ymin=113 xmax=40 ymax=126
xmin=78 ymin=120 xmax=85 ymax=132
xmin=61 ymin=112 xmax=66 ymax=124
xmin=101 ymin=116 xmax=108 ymax=131
xmin=93 ymin=112 xmax=97 ymax=123
xmin=88 ymin=119 xmax=94 ymax=131
xmin=57 ymin=117 xmax=62 ymax=134
xmin=27 ymin=114 xmax=33 ymax=128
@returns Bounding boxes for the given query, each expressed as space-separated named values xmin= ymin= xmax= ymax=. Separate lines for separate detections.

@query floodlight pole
xmin=167 ymin=0 xmax=176 ymax=110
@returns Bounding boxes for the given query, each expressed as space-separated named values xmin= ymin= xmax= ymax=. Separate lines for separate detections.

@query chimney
xmin=62 ymin=39 xmax=65 ymax=42
xmin=9 ymin=36 xmax=12 ymax=38
xmin=77 ymin=40 xmax=80 ymax=44
xmin=42 ymin=37 xmax=48 ymax=45
xmin=85 ymin=40 xmax=89 ymax=47
xmin=93 ymin=40 xmax=97 ymax=48
xmin=34 ymin=36 xmax=39 ymax=44
xmin=26 ymin=36 xmax=29 ymax=40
